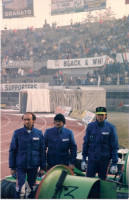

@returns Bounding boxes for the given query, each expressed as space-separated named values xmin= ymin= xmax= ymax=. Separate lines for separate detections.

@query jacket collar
xmin=24 ymin=125 xmax=34 ymax=132
xmin=96 ymin=119 xmax=106 ymax=126
xmin=55 ymin=126 xmax=64 ymax=133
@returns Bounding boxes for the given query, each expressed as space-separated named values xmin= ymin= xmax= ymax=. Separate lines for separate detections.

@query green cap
xmin=96 ymin=107 xmax=107 ymax=114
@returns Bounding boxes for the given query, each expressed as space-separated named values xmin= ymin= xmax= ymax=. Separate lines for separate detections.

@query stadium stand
xmin=1 ymin=15 xmax=129 ymax=86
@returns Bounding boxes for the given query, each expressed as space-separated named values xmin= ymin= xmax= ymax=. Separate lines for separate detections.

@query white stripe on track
xmin=1 ymin=116 xmax=11 ymax=128
xmin=37 ymin=117 xmax=47 ymax=130
xmin=0 ymin=139 xmax=11 ymax=144
xmin=1 ymin=160 xmax=9 ymax=164
xmin=0 ymin=149 xmax=9 ymax=153
xmin=1 ymin=116 xmax=47 ymax=138
xmin=75 ymin=122 xmax=86 ymax=138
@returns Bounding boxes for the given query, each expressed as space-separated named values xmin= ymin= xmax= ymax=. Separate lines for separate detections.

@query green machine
xmin=35 ymin=164 xmax=118 ymax=199
xmin=35 ymin=152 xmax=129 ymax=199
xmin=1 ymin=152 xmax=129 ymax=199
xmin=123 ymin=151 xmax=129 ymax=185
xmin=116 ymin=151 xmax=129 ymax=199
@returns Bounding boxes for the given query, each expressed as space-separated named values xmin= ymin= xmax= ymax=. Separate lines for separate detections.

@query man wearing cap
xmin=81 ymin=107 xmax=119 ymax=180
xmin=44 ymin=113 xmax=77 ymax=170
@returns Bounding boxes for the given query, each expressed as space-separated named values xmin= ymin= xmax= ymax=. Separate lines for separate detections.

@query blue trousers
xmin=86 ymin=159 xmax=110 ymax=180
xmin=15 ymin=168 xmax=37 ymax=199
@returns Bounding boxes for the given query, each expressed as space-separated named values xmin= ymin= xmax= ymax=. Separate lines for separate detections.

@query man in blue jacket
xmin=44 ymin=113 xmax=77 ymax=170
xmin=9 ymin=112 xmax=46 ymax=198
xmin=81 ymin=107 xmax=119 ymax=180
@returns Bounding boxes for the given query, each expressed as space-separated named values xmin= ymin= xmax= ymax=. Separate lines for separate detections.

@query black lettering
xmin=12 ymin=85 xmax=15 ymax=91
xmin=67 ymin=60 xmax=70 ymax=67
xmin=64 ymin=61 xmax=67 ymax=67
xmin=93 ymin=59 xmax=97 ymax=65
xmin=93 ymin=58 xmax=103 ymax=65
xmin=64 ymin=186 xmax=79 ymax=199
xmin=85 ymin=60 xmax=88 ymax=65
xmin=75 ymin=60 xmax=78 ymax=66
xmin=19 ymin=85 xmax=22 ymax=90
xmin=98 ymin=58 xmax=102 ymax=64
xmin=71 ymin=60 xmax=74 ymax=66
xmin=63 ymin=60 xmax=81 ymax=67
xmin=78 ymin=60 xmax=81 ymax=66
xmin=8 ymin=85 xmax=11 ymax=91
xmin=16 ymin=84 xmax=18 ymax=90
xmin=22 ymin=85 xmax=25 ymax=89
xmin=27 ymin=84 xmax=30 ymax=89
xmin=5 ymin=85 xmax=8 ymax=91
xmin=34 ymin=84 xmax=37 ymax=89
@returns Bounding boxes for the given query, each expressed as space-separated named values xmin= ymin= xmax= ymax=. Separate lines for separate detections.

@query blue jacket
xmin=44 ymin=126 xmax=77 ymax=168
xmin=82 ymin=120 xmax=119 ymax=165
xmin=9 ymin=126 xmax=46 ymax=170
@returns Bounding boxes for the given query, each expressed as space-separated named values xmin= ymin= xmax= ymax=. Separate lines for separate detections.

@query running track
xmin=1 ymin=110 xmax=86 ymax=179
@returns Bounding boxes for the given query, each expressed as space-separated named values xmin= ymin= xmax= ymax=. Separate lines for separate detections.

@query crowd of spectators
xmin=1 ymin=15 xmax=129 ymax=85
xmin=76 ymin=60 xmax=129 ymax=86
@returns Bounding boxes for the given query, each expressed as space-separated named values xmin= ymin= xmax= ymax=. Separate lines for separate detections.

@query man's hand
xmin=37 ymin=170 xmax=44 ymax=177
xmin=81 ymin=161 xmax=87 ymax=171
xmin=11 ymin=170 xmax=16 ymax=175
xmin=11 ymin=170 xmax=16 ymax=178
xmin=69 ymin=164 xmax=75 ymax=170
xmin=110 ymin=165 xmax=118 ymax=174
xmin=40 ymin=170 xmax=44 ymax=176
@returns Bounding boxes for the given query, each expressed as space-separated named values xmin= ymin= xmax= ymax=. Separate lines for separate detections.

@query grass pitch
xmin=108 ymin=112 xmax=129 ymax=148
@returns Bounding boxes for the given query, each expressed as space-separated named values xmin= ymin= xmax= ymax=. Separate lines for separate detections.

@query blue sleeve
xmin=110 ymin=125 xmax=119 ymax=165
xmin=82 ymin=125 xmax=90 ymax=161
xmin=39 ymin=133 xmax=46 ymax=170
xmin=69 ymin=131 xmax=77 ymax=165
xmin=44 ymin=129 xmax=48 ymax=149
xmin=9 ymin=131 xmax=17 ymax=169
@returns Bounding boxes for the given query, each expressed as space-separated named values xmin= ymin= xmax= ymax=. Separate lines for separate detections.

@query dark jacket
xmin=44 ymin=126 xmax=77 ymax=168
xmin=82 ymin=120 xmax=119 ymax=165
xmin=9 ymin=126 xmax=46 ymax=170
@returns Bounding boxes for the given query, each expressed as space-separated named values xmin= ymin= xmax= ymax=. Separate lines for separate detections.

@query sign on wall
xmin=51 ymin=0 xmax=106 ymax=15
xmin=2 ymin=0 xmax=34 ymax=18
xmin=1 ymin=83 xmax=49 ymax=92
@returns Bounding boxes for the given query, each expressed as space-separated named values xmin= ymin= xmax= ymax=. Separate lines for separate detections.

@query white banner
xmin=55 ymin=106 xmax=72 ymax=116
xmin=116 ymin=52 xmax=129 ymax=63
xmin=2 ymin=60 xmax=33 ymax=69
xmin=47 ymin=55 xmax=107 ymax=69
xmin=82 ymin=111 xmax=95 ymax=125
xmin=1 ymin=83 xmax=49 ymax=92
xmin=51 ymin=0 xmax=84 ymax=15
